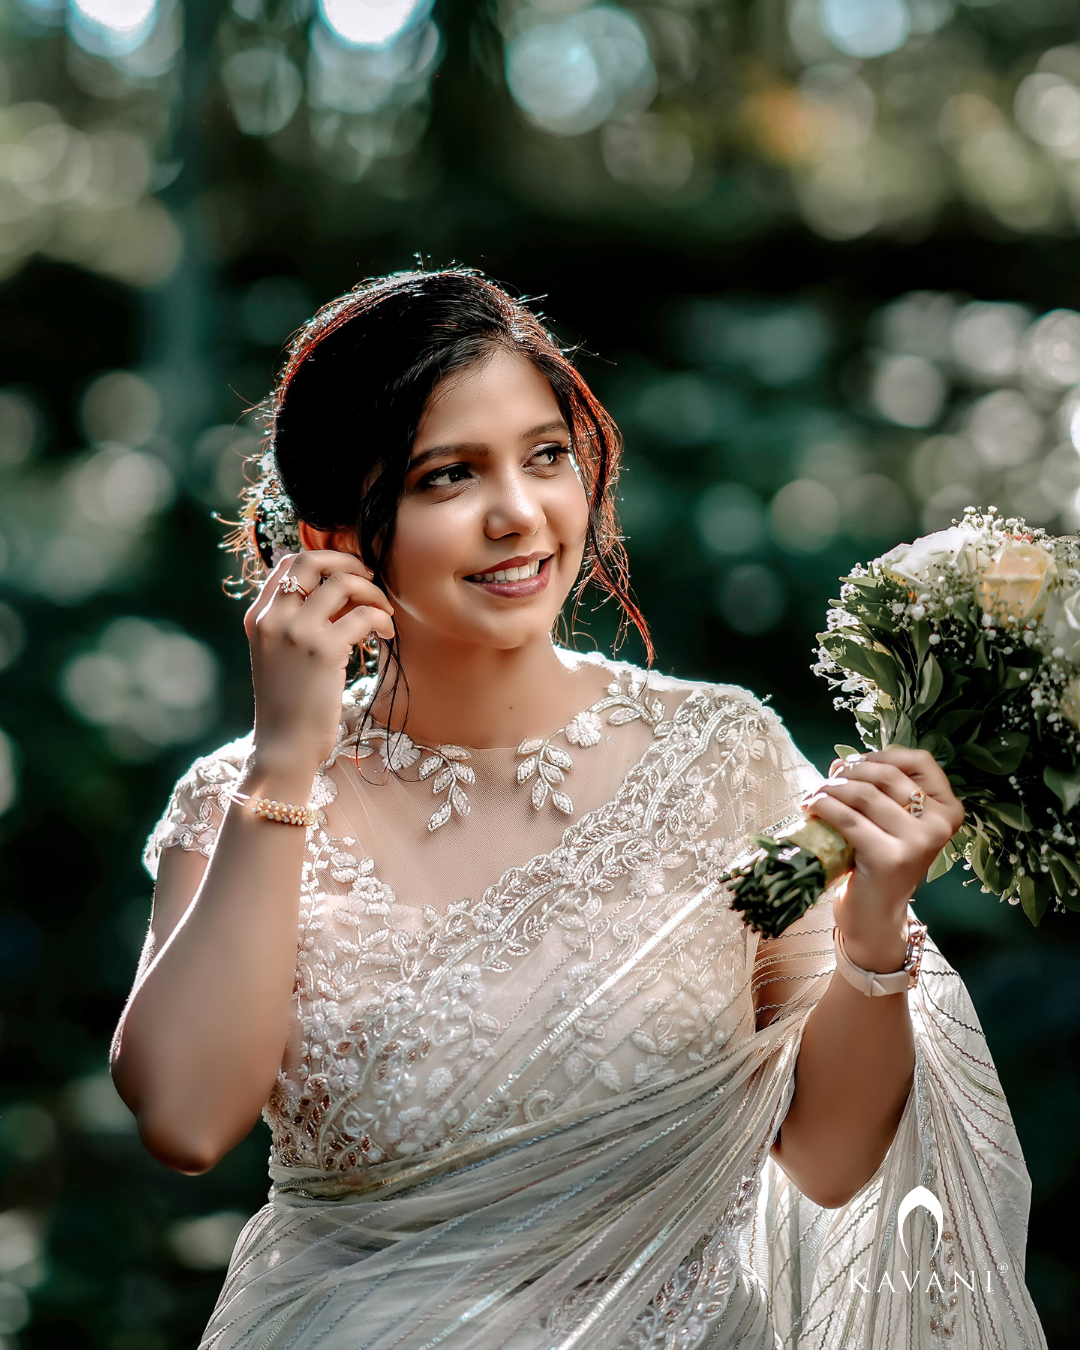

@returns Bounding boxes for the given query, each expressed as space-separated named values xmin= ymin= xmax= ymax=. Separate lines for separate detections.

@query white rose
xmin=878 ymin=525 xmax=988 ymax=589
xmin=1043 ymin=587 xmax=1080 ymax=665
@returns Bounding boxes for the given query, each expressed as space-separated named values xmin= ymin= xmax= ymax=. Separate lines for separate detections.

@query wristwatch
xmin=832 ymin=917 xmax=928 ymax=997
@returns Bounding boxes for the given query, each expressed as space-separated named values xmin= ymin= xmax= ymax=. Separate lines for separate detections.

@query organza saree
xmin=144 ymin=654 xmax=1046 ymax=1349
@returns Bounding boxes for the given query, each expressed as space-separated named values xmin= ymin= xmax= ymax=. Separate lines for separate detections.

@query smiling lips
xmin=465 ymin=553 xmax=552 ymax=596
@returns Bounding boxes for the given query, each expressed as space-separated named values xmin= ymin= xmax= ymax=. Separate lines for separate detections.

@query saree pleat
xmin=144 ymin=657 xmax=1048 ymax=1349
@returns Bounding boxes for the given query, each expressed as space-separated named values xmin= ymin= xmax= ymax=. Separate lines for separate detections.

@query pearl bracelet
xmin=832 ymin=917 xmax=928 ymax=997
xmin=243 ymin=795 xmax=318 ymax=827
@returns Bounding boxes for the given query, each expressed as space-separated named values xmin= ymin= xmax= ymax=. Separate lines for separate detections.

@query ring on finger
xmin=280 ymin=574 xmax=311 ymax=599
xmin=907 ymin=787 xmax=927 ymax=818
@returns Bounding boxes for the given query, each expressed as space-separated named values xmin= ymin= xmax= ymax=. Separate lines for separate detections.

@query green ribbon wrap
xmin=723 ymin=815 xmax=853 ymax=939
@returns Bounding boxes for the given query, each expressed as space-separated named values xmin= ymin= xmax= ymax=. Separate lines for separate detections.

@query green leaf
xmin=970 ymin=832 xmax=991 ymax=879
xmin=834 ymin=744 xmax=861 ymax=762
xmin=1019 ymin=874 xmax=1050 ymax=926
xmin=961 ymin=731 xmax=1030 ymax=776
xmin=927 ymin=846 xmax=957 ymax=882
xmin=1046 ymin=854 xmax=1075 ymax=902
xmin=1053 ymin=850 xmax=1080 ymax=889
xmin=972 ymin=635 xmax=990 ymax=670
xmin=821 ymin=636 xmax=903 ymax=702
xmin=890 ymin=711 xmax=917 ymax=749
xmin=1043 ymin=765 xmax=1080 ymax=814
xmin=911 ymin=619 xmax=931 ymax=668
xmin=936 ymin=709 xmax=983 ymax=739
xmin=983 ymin=799 xmax=1033 ymax=831
xmin=915 ymin=653 xmax=944 ymax=713
xmin=1002 ymin=664 xmax=1038 ymax=691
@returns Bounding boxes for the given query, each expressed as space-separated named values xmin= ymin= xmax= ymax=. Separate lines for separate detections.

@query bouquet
xmin=726 ymin=508 xmax=1080 ymax=939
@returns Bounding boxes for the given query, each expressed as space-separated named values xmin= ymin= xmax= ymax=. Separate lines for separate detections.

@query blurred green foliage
xmin=3 ymin=0 xmax=1080 ymax=1345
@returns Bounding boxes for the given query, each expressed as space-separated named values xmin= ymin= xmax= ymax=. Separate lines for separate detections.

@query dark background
xmin=2 ymin=0 xmax=1080 ymax=1344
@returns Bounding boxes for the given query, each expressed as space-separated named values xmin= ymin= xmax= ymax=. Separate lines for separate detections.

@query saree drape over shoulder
xmin=144 ymin=654 xmax=1047 ymax=1350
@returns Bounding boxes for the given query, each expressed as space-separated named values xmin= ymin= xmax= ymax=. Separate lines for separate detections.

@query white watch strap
xmin=833 ymin=925 xmax=912 ymax=997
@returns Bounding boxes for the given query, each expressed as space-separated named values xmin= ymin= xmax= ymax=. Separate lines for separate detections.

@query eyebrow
xmin=408 ymin=419 xmax=569 ymax=472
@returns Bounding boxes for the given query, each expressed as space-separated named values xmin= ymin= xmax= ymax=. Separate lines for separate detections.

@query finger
xmin=247 ymin=552 xmax=300 ymax=628
xmin=298 ymin=572 xmax=394 ymax=624
xmin=811 ymin=777 xmax=918 ymax=837
xmin=287 ymin=550 xmax=374 ymax=593
xmin=862 ymin=748 xmax=954 ymax=804
xmin=828 ymin=760 xmax=926 ymax=812
xmin=332 ymin=605 xmax=395 ymax=645
xmin=804 ymin=791 xmax=893 ymax=857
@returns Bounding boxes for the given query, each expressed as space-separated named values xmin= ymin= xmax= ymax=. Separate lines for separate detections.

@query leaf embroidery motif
xmin=417 ymin=744 xmax=474 ymax=830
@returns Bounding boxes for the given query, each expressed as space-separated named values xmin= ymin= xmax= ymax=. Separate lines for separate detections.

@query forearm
xmin=113 ymin=755 xmax=317 ymax=1169
xmin=771 ymin=919 xmax=915 ymax=1209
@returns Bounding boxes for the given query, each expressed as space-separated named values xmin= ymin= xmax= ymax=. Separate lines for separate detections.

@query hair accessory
xmin=907 ymin=787 xmax=927 ymax=817
xmin=832 ymin=918 xmax=928 ymax=996
xmin=248 ymin=796 xmax=318 ymax=827
xmin=280 ymin=574 xmax=311 ymax=598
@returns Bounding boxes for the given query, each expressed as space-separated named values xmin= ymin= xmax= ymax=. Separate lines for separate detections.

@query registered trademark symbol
xmin=997 ymin=1262 xmax=1009 ymax=1273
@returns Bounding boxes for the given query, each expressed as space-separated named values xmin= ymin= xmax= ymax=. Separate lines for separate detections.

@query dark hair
xmin=231 ymin=267 xmax=651 ymax=662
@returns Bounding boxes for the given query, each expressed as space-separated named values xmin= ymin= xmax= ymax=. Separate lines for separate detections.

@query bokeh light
xmin=61 ymin=617 xmax=219 ymax=759
xmin=717 ymin=563 xmax=785 ymax=635
xmin=505 ymin=6 xmax=654 ymax=136
xmin=769 ymin=478 xmax=840 ymax=554
xmin=318 ymin=0 xmax=428 ymax=49
xmin=220 ymin=48 xmax=303 ymax=137
xmin=68 ymin=0 xmax=158 ymax=56
xmin=696 ymin=483 xmax=766 ymax=558
xmin=81 ymin=371 xmax=161 ymax=446
xmin=0 ymin=727 xmax=15 ymax=815
xmin=167 ymin=1214 xmax=250 ymax=1271
xmin=818 ymin=0 xmax=909 ymax=60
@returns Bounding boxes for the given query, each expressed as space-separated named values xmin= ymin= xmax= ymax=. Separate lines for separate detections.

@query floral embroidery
xmin=146 ymin=666 xmax=818 ymax=1174
xmin=564 ymin=709 xmax=602 ymax=746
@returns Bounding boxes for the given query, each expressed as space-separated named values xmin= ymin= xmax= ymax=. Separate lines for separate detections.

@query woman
xmin=111 ymin=269 xmax=1046 ymax=1349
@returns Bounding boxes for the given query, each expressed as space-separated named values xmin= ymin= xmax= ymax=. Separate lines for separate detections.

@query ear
xmin=297 ymin=520 xmax=362 ymax=555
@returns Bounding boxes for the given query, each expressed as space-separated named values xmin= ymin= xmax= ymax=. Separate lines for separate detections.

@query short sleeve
xmin=703 ymin=688 xmax=833 ymax=1025
xmin=700 ymin=682 xmax=824 ymax=841
xmin=142 ymin=734 xmax=253 ymax=880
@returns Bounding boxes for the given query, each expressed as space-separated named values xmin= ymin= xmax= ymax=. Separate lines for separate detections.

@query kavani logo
xmin=897 ymin=1185 xmax=943 ymax=1259
xmin=848 ymin=1185 xmax=1009 ymax=1299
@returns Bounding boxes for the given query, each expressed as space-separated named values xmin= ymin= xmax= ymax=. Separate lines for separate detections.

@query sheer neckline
xmin=342 ymin=649 xmax=635 ymax=753
xmin=323 ymin=656 xmax=667 ymax=834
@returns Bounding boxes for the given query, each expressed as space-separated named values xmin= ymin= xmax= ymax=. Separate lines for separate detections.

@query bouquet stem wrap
xmin=725 ymin=816 xmax=853 ymax=939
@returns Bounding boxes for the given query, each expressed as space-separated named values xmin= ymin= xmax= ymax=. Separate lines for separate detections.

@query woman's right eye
xmin=420 ymin=463 xmax=472 ymax=490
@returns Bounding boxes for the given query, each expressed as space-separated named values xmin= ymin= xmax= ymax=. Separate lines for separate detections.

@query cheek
xmin=385 ymin=506 xmax=466 ymax=602
xmin=553 ymin=477 xmax=590 ymax=550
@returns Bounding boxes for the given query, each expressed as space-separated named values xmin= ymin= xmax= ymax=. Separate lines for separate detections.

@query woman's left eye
xmin=532 ymin=444 xmax=567 ymax=467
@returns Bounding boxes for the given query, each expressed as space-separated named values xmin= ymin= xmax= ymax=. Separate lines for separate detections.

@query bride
xmin=111 ymin=269 xmax=1046 ymax=1349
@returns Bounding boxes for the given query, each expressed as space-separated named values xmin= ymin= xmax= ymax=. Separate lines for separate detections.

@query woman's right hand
xmin=244 ymin=550 xmax=395 ymax=772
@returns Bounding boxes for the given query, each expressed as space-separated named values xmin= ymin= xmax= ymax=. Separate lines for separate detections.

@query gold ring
xmin=908 ymin=788 xmax=926 ymax=818
xmin=280 ymin=575 xmax=311 ymax=598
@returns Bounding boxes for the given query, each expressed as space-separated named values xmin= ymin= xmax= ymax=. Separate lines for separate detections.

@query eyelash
xmin=418 ymin=444 xmax=568 ymax=491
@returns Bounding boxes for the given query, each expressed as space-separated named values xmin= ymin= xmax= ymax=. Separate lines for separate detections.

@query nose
xmin=483 ymin=464 xmax=544 ymax=540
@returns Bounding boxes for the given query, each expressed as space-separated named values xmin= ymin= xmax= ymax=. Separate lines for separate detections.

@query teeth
xmin=473 ymin=558 xmax=544 ymax=583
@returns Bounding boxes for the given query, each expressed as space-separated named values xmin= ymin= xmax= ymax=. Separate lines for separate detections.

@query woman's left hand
xmin=805 ymin=748 xmax=965 ymax=972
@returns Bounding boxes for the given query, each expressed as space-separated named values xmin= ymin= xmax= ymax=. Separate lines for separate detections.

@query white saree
xmin=143 ymin=652 xmax=1047 ymax=1350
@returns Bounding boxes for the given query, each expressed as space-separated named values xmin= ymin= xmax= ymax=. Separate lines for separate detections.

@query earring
xmin=361 ymin=633 xmax=380 ymax=675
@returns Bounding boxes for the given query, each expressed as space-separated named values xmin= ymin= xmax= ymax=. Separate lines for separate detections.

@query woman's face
xmin=384 ymin=346 xmax=589 ymax=653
